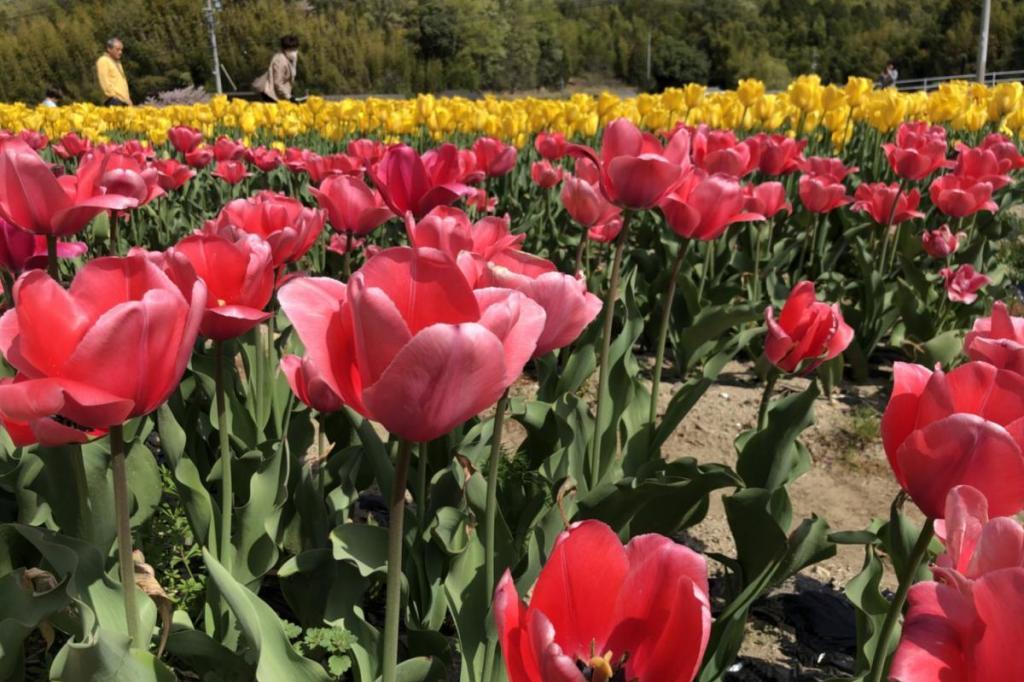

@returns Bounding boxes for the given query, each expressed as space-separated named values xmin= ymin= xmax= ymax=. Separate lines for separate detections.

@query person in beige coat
xmin=253 ymin=35 xmax=299 ymax=102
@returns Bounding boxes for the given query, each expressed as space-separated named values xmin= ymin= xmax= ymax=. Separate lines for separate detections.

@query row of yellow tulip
xmin=2 ymin=75 xmax=1022 ymax=149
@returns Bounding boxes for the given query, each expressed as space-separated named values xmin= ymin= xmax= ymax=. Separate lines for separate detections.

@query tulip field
xmin=1 ymin=76 xmax=1024 ymax=682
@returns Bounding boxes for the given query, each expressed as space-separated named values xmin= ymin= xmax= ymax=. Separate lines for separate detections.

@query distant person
xmin=96 ymin=38 xmax=132 ymax=106
xmin=253 ymin=35 xmax=299 ymax=103
xmin=41 ymin=87 xmax=63 ymax=108
xmin=880 ymin=62 xmax=899 ymax=88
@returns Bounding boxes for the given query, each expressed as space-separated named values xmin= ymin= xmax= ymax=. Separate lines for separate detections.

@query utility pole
xmin=977 ymin=0 xmax=991 ymax=83
xmin=204 ymin=0 xmax=223 ymax=94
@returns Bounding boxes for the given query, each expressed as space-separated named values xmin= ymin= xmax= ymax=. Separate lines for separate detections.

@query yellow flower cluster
xmin=1 ymin=75 xmax=1022 ymax=149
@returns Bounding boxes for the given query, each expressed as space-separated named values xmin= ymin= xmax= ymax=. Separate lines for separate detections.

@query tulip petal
xmin=9 ymin=270 xmax=89 ymax=376
xmin=606 ymin=155 xmax=681 ymax=209
xmin=493 ymin=571 xmax=538 ymax=682
xmin=473 ymin=288 xmax=545 ymax=381
xmin=881 ymin=362 xmax=934 ymax=473
xmin=969 ymin=570 xmax=1024 ymax=680
xmin=348 ymin=280 xmax=413 ymax=386
xmin=890 ymin=582 xmax=971 ymax=682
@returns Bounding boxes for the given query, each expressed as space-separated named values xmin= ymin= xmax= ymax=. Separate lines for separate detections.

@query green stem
xmin=573 ymin=232 xmax=587 ymax=275
xmin=215 ymin=340 xmax=233 ymax=570
xmin=110 ymin=214 xmax=119 ymax=257
xmin=110 ymin=424 xmax=139 ymax=642
xmin=697 ymin=241 xmax=712 ymax=301
xmin=868 ymin=518 xmax=935 ymax=682
xmin=416 ymin=441 xmax=429 ymax=537
xmin=482 ymin=388 xmax=510 ymax=682
xmin=46 ymin=235 xmax=59 ymax=280
xmin=590 ymin=212 xmax=632 ymax=487
xmin=757 ymin=370 xmax=779 ymax=431
xmin=648 ymin=239 xmax=691 ymax=426
xmin=383 ymin=439 xmax=414 ymax=682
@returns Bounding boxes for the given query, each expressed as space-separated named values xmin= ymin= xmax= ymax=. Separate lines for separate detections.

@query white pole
xmin=977 ymin=0 xmax=991 ymax=83
xmin=205 ymin=0 xmax=223 ymax=94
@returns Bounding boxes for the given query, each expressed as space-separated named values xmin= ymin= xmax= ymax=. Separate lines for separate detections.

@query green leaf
xmin=374 ymin=656 xmax=446 ymax=682
xmin=50 ymin=628 xmax=177 ymax=682
xmin=330 ymin=524 xmax=389 ymax=578
xmin=0 ymin=569 xmax=72 ymax=681
xmin=735 ymin=381 xmax=819 ymax=491
xmin=202 ymin=549 xmax=330 ymax=681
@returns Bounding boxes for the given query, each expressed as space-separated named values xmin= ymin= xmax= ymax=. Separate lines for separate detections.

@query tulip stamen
xmin=52 ymin=414 xmax=92 ymax=432
xmin=577 ymin=650 xmax=628 ymax=682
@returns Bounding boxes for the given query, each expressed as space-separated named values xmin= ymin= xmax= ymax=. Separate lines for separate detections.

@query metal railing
xmin=894 ymin=69 xmax=1024 ymax=92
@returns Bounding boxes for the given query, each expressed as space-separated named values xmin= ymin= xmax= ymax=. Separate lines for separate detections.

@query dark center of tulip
xmin=576 ymin=651 xmax=629 ymax=682
xmin=52 ymin=414 xmax=92 ymax=432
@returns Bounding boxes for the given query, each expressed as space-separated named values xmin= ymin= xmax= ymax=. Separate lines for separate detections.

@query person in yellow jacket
xmin=96 ymin=38 xmax=132 ymax=106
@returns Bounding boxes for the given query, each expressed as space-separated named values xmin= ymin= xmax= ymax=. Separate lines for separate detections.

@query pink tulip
xmin=213 ymin=160 xmax=249 ymax=185
xmin=851 ymin=182 xmax=925 ymax=225
xmin=212 ymin=136 xmax=246 ymax=162
xmin=534 ymin=131 xmax=567 ymax=160
xmin=249 ymin=146 xmax=282 ymax=172
xmin=18 ymin=130 xmax=48 ymax=151
xmin=158 ymin=232 xmax=274 ymax=341
xmin=405 ymin=208 xmax=525 ymax=284
xmin=473 ymin=137 xmax=518 ymax=177
xmin=303 ymin=153 xmax=362 ymax=184
xmin=52 ymin=132 xmax=93 ymax=160
xmin=530 ymin=160 xmax=563 ymax=189
xmin=798 ymin=173 xmax=851 ymax=213
xmin=964 ymin=301 xmax=1024 ymax=374
xmin=311 ymin=175 xmax=393 ymax=237
xmin=754 ymin=133 xmax=807 ymax=176
xmin=280 ymin=354 xmax=344 ymax=413
xmin=152 ymin=158 xmax=196 ymax=191
xmin=588 ymin=216 xmax=624 ymax=243
xmin=743 ymin=181 xmax=792 ymax=218
xmin=931 ymin=485 xmax=1024 ymax=588
xmin=369 ymin=144 xmax=474 ymax=218
xmin=930 ymin=174 xmax=998 ymax=218
xmin=167 ymin=126 xmax=203 ymax=155
xmin=940 ymin=264 xmax=990 ymax=304
xmin=797 ymin=156 xmax=858 ymax=182
xmin=568 ymin=118 xmax=688 ymax=209
xmin=659 ymin=173 xmax=764 ymax=240
xmin=978 ymin=132 xmax=1024 ymax=173
xmin=185 ymin=146 xmax=214 ymax=169
xmin=0 ymin=255 xmax=206 ymax=443
xmin=574 ymin=157 xmax=601 ymax=185
xmin=881 ymin=361 xmax=1024 ymax=518
xmin=0 ymin=217 xmax=86 ymax=275
xmin=883 ymin=122 xmax=951 ymax=180
xmin=560 ymin=175 xmax=621 ymax=228
xmin=278 ymin=247 xmax=546 ymax=442
xmin=952 ymin=145 xmax=1012 ymax=189
xmin=0 ymin=138 xmax=138 ymax=237
xmin=764 ymin=280 xmax=853 ymax=373
xmin=207 ymin=190 xmax=326 ymax=267
xmin=921 ymin=225 xmax=964 ymax=258
xmin=346 ymin=138 xmax=386 ymax=166
xmin=327 ymin=233 xmax=364 ymax=256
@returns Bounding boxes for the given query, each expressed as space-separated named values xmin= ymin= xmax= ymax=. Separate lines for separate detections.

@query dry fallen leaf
xmin=133 ymin=550 xmax=174 ymax=658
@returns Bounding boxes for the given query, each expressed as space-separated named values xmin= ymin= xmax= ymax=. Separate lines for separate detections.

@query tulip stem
xmin=648 ymin=239 xmax=691 ymax=427
xmin=215 ymin=340 xmax=234 ymax=570
xmin=697 ymin=242 xmax=713 ymax=301
xmin=482 ymin=388 xmax=510 ymax=682
xmin=868 ymin=517 xmax=935 ymax=682
xmin=110 ymin=424 xmax=139 ymax=642
xmin=45 ymin=235 xmax=59 ymax=280
xmin=110 ymin=214 xmax=119 ymax=257
xmin=383 ymin=438 xmax=413 ymax=682
xmin=416 ymin=441 xmax=429 ymax=537
xmin=590 ymin=212 xmax=632 ymax=486
xmin=757 ymin=369 xmax=779 ymax=431
xmin=343 ymin=231 xmax=353 ymax=279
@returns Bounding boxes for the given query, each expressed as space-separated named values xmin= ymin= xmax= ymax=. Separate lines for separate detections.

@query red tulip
xmin=691 ymin=128 xmax=737 ymax=168
xmin=0 ymin=138 xmax=138 ymax=237
xmin=152 ymin=158 xmax=196 ymax=191
xmin=493 ymin=520 xmax=711 ymax=682
xmin=303 ymin=153 xmax=362 ymax=184
xmin=940 ymin=264 xmax=990 ymax=304
xmin=207 ymin=191 xmax=326 ymax=267
xmin=952 ymin=146 xmax=1012 ymax=189
xmin=530 ymin=160 xmax=563 ymax=189
xmin=249 ymin=146 xmax=282 ymax=172
xmin=0 ymin=255 xmax=206 ymax=444
xmin=764 ymin=280 xmax=853 ymax=373
xmin=573 ymin=157 xmax=601 ymax=185
xmin=883 ymin=122 xmax=951 ymax=181
xmin=743 ymin=181 xmax=792 ymax=218
xmin=405 ymin=208 xmax=525 ymax=285
xmin=851 ymin=182 xmax=925 ymax=225
xmin=797 ymin=156 xmax=858 ymax=182
xmin=929 ymin=174 xmax=998 ymax=218
xmin=798 ymin=173 xmax=851 ymax=213
xmin=881 ymin=361 xmax=1024 ymax=518
xmin=326 ymin=233 xmax=364 ymax=256
xmin=278 ymin=247 xmax=545 ymax=442
xmin=280 ymin=355 xmax=344 ymax=413
xmin=480 ymin=251 xmax=602 ymax=357
xmin=369 ymin=144 xmax=474 ymax=218
xmin=588 ymin=215 xmax=624 ymax=243
xmin=310 ymin=174 xmax=393 ymax=237
xmin=158 ymin=232 xmax=274 ymax=341
xmin=921 ymin=225 xmax=964 ymax=258
xmin=18 ymin=130 xmax=47 ymax=151
xmin=660 ymin=173 xmax=764 ymax=240
xmin=465 ymin=188 xmax=497 ymax=213
xmin=52 ymin=132 xmax=92 ymax=160
xmin=560 ymin=174 xmax=621 ymax=228
xmin=0 ymin=216 xmax=86 ymax=275
xmin=167 ymin=126 xmax=203 ymax=155
xmin=473 ymin=137 xmax=518 ymax=178
xmin=346 ymin=138 xmax=386 ymax=166
xmin=185 ymin=146 xmax=214 ymax=169
xmin=693 ymin=130 xmax=759 ymax=177
xmin=213 ymin=160 xmax=249 ymax=185
xmin=755 ymin=133 xmax=807 ymax=175
xmin=535 ymin=131 xmax=567 ymax=160
xmin=212 ymin=136 xmax=246 ymax=162
xmin=965 ymin=301 xmax=1024 ymax=374
xmin=568 ymin=117 xmax=688 ymax=209
xmin=978 ymin=132 xmax=1024 ymax=173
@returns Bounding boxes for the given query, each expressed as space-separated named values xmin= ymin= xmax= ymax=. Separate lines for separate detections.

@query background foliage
xmin=1 ymin=0 xmax=1023 ymax=103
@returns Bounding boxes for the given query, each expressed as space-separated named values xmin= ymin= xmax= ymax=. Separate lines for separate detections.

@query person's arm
xmin=97 ymin=57 xmax=118 ymax=99
xmin=270 ymin=55 xmax=293 ymax=101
